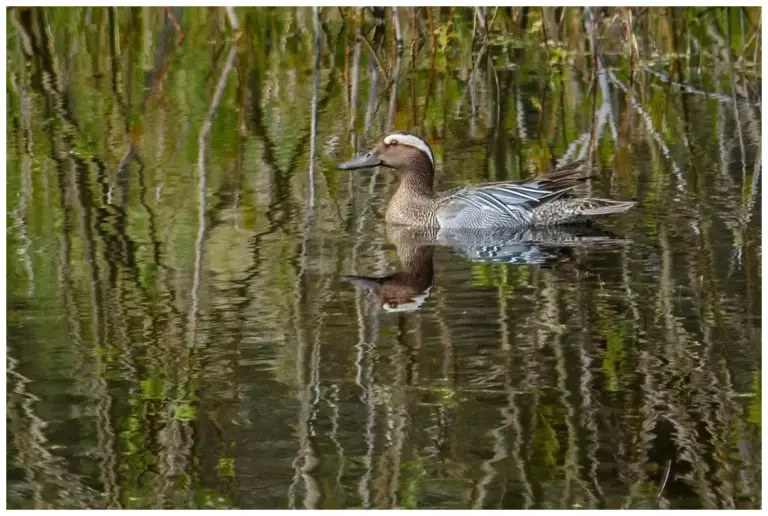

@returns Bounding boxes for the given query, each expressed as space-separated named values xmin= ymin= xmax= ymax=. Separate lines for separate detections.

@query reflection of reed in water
xmin=7 ymin=353 xmax=103 ymax=509
xmin=289 ymin=13 xmax=325 ymax=507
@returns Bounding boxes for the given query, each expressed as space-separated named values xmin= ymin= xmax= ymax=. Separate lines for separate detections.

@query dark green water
xmin=6 ymin=7 xmax=761 ymax=509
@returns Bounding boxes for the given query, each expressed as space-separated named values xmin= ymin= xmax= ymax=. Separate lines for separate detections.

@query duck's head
xmin=338 ymin=132 xmax=435 ymax=173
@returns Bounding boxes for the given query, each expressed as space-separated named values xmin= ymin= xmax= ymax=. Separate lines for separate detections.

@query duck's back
xmin=434 ymin=162 xmax=586 ymax=228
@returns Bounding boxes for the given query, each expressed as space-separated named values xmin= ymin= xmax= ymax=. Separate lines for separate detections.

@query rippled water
xmin=6 ymin=7 xmax=761 ymax=509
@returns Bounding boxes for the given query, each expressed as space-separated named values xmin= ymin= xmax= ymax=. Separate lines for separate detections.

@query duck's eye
xmin=388 ymin=139 xmax=398 ymax=147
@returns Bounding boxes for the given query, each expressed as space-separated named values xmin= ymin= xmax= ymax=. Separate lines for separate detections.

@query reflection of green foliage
xmin=747 ymin=371 xmax=760 ymax=427
xmin=471 ymin=263 xmax=530 ymax=298
xmin=399 ymin=457 xmax=428 ymax=509
xmin=140 ymin=378 xmax=166 ymax=400
xmin=437 ymin=386 xmax=458 ymax=407
xmin=216 ymin=457 xmax=236 ymax=478
xmin=174 ymin=404 xmax=198 ymax=421
xmin=471 ymin=263 xmax=492 ymax=287
xmin=600 ymin=322 xmax=626 ymax=393
xmin=548 ymin=45 xmax=572 ymax=69
xmin=530 ymin=406 xmax=560 ymax=481
xmin=195 ymin=488 xmax=234 ymax=509
xmin=433 ymin=23 xmax=459 ymax=55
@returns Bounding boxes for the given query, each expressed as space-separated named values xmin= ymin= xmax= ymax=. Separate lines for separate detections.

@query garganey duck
xmin=339 ymin=132 xmax=636 ymax=228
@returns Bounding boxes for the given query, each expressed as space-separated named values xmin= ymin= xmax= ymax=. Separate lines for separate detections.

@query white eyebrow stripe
xmin=384 ymin=133 xmax=435 ymax=166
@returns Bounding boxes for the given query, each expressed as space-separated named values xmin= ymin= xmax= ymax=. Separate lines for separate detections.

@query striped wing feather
xmin=437 ymin=160 xmax=588 ymax=222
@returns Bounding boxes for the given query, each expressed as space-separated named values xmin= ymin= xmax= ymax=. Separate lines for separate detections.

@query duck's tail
xmin=531 ymin=197 xmax=637 ymax=225
xmin=580 ymin=199 xmax=637 ymax=217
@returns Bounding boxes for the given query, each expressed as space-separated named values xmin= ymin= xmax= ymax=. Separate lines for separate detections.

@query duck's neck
xmin=395 ymin=155 xmax=435 ymax=198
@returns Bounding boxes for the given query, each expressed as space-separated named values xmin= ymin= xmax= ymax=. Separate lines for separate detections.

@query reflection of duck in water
xmin=343 ymin=231 xmax=434 ymax=314
xmin=428 ymin=224 xmax=630 ymax=264
xmin=344 ymin=224 xmax=630 ymax=313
